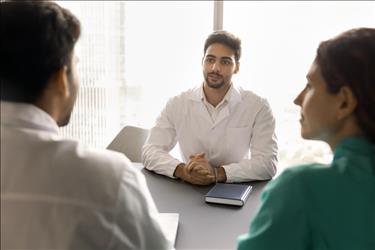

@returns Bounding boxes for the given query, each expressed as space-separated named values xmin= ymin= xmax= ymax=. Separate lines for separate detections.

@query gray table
xmin=133 ymin=163 xmax=269 ymax=250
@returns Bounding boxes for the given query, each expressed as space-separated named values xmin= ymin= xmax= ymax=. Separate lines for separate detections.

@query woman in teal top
xmin=238 ymin=28 xmax=375 ymax=250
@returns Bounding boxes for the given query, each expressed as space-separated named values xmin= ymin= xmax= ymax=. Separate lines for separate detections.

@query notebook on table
xmin=205 ymin=183 xmax=253 ymax=206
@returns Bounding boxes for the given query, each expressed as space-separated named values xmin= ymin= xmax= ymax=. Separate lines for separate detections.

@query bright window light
xmin=57 ymin=1 xmax=374 ymax=173
xmin=224 ymin=1 xmax=375 ymax=171
xmin=57 ymin=1 xmax=212 ymax=148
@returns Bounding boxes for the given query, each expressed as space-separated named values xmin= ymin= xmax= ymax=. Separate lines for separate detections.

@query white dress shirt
xmin=142 ymin=85 xmax=278 ymax=182
xmin=1 ymin=101 xmax=172 ymax=250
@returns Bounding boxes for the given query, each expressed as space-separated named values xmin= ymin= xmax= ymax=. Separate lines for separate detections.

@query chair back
xmin=107 ymin=126 xmax=149 ymax=162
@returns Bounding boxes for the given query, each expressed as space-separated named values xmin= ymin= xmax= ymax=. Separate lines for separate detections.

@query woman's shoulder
xmin=264 ymin=163 xmax=333 ymax=196
xmin=278 ymin=163 xmax=328 ymax=180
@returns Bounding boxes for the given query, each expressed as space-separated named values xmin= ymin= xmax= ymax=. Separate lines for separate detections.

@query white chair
xmin=106 ymin=126 xmax=149 ymax=162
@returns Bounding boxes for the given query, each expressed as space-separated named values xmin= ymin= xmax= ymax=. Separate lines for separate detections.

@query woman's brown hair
xmin=316 ymin=28 xmax=375 ymax=143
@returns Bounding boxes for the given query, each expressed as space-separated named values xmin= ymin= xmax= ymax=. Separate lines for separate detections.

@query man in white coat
xmin=0 ymin=2 xmax=172 ymax=249
xmin=142 ymin=31 xmax=278 ymax=185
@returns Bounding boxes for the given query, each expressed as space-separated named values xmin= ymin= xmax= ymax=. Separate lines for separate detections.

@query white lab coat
xmin=142 ymin=85 xmax=278 ymax=182
xmin=1 ymin=101 xmax=172 ymax=250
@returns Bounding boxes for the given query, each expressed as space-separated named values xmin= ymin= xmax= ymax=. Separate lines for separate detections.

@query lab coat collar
xmin=1 ymin=101 xmax=59 ymax=134
xmin=188 ymin=83 xmax=242 ymax=110
xmin=188 ymin=84 xmax=242 ymax=127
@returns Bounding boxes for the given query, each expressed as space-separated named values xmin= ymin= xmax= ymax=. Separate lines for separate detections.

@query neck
xmin=326 ymin=116 xmax=364 ymax=151
xmin=33 ymin=92 xmax=60 ymax=125
xmin=203 ymin=82 xmax=231 ymax=107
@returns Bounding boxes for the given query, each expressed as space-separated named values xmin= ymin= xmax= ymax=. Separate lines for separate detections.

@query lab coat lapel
xmin=196 ymin=101 xmax=214 ymax=125
xmin=188 ymin=86 xmax=213 ymax=125
xmin=212 ymin=85 xmax=242 ymax=128
xmin=213 ymin=107 xmax=229 ymax=128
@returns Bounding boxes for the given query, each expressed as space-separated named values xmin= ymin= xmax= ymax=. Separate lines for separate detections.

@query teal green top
xmin=238 ymin=137 xmax=375 ymax=250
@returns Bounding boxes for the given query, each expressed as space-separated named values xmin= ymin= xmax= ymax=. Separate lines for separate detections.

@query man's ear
xmin=234 ymin=62 xmax=240 ymax=74
xmin=336 ymin=86 xmax=357 ymax=120
xmin=52 ymin=66 xmax=70 ymax=98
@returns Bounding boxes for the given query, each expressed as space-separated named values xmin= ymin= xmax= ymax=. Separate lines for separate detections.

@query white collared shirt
xmin=202 ymin=86 xmax=231 ymax=123
xmin=1 ymin=101 xmax=172 ymax=250
xmin=142 ymin=85 xmax=278 ymax=182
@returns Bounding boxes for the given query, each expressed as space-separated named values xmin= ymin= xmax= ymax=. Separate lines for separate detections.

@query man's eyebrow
xmin=205 ymin=55 xmax=234 ymax=61
xmin=221 ymin=56 xmax=234 ymax=61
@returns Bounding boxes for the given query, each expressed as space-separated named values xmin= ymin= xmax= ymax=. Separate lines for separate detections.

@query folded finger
xmin=186 ymin=162 xmax=198 ymax=174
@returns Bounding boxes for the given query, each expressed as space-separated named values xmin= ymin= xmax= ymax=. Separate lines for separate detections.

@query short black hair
xmin=204 ymin=30 xmax=241 ymax=62
xmin=0 ymin=1 xmax=81 ymax=103
xmin=316 ymin=27 xmax=375 ymax=143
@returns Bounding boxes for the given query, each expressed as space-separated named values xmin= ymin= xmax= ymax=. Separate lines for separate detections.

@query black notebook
xmin=205 ymin=183 xmax=253 ymax=206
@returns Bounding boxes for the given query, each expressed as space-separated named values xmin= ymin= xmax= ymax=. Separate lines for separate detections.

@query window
xmin=224 ymin=1 xmax=375 ymax=171
xmin=58 ymin=1 xmax=374 ymax=171
xmin=58 ymin=1 xmax=126 ymax=148
xmin=123 ymin=1 xmax=213 ymax=128
xmin=58 ymin=1 xmax=212 ymax=149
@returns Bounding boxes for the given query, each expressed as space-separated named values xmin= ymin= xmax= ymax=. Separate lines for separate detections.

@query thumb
xmin=196 ymin=152 xmax=205 ymax=158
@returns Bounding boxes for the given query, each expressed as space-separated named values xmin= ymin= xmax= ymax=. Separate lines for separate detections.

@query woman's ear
xmin=336 ymin=86 xmax=357 ymax=120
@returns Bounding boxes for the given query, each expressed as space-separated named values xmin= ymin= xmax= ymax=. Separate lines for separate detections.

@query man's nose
xmin=211 ymin=62 xmax=221 ymax=72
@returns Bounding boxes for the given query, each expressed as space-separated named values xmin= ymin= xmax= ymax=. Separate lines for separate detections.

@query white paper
xmin=159 ymin=213 xmax=179 ymax=246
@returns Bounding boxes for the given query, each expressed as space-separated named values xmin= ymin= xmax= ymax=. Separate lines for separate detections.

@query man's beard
xmin=205 ymin=73 xmax=225 ymax=89
xmin=207 ymin=81 xmax=225 ymax=89
xmin=58 ymin=112 xmax=72 ymax=127
xmin=58 ymin=70 xmax=77 ymax=127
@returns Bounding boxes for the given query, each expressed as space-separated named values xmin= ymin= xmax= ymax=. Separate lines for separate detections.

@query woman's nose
xmin=294 ymin=91 xmax=303 ymax=106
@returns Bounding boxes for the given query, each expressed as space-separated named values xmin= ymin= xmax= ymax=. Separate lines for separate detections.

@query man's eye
xmin=221 ymin=60 xmax=232 ymax=65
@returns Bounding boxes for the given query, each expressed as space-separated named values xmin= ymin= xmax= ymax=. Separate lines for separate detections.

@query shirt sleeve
xmin=142 ymin=98 xmax=181 ymax=178
xmin=107 ymin=167 xmax=174 ymax=250
xmin=223 ymin=99 xmax=278 ymax=182
xmin=237 ymin=169 xmax=310 ymax=250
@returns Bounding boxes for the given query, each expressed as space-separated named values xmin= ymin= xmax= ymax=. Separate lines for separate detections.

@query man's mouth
xmin=208 ymin=73 xmax=222 ymax=81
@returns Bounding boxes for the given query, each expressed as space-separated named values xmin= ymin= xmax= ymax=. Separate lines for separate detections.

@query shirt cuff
xmin=221 ymin=164 xmax=236 ymax=183
xmin=165 ymin=158 xmax=182 ymax=179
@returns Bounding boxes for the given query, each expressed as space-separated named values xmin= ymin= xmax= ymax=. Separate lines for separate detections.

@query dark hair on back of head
xmin=0 ymin=1 xmax=81 ymax=103
xmin=204 ymin=30 xmax=241 ymax=62
xmin=316 ymin=27 xmax=375 ymax=143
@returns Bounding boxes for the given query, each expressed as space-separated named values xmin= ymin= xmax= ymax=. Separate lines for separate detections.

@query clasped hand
xmin=181 ymin=153 xmax=216 ymax=185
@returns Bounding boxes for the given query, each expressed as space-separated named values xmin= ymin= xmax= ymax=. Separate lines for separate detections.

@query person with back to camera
xmin=237 ymin=27 xmax=375 ymax=250
xmin=0 ymin=1 xmax=173 ymax=249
